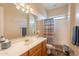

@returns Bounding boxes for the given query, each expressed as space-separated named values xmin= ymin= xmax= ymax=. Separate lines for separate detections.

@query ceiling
xmin=41 ymin=3 xmax=67 ymax=10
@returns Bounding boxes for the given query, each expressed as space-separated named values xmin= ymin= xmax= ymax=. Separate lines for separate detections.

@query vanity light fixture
xmin=14 ymin=3 xmax=33 ymax=13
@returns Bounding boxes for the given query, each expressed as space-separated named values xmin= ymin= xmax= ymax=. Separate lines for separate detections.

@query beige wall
xmin=76 ymin=4 xmax=79 ymax=26
xmin=48 ymin=5 xmax=68 ymax=17
xmin=69 ymin=3 xmax=79 ymax=56
xmin=0 ymin=7 xmax=4 ymax=37
xmin=65 ymin=3 xmax=79 ymax=56
xmin=30 ymin=3 xmax=47 ymax=18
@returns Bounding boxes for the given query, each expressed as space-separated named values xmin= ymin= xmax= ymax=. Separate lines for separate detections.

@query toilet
xmin=46 ymin=44 xmax=55 ymax=55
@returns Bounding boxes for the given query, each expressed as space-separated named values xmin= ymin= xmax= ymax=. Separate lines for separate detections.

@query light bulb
xmin=26 ymin=5 xmax=30 ymax=10
xmin=25 ymin=10 xmax=29 ymax=13
xmin=30 ymin=8 xmax=33 ymax=12
xmin=22 ymin=8 xmax=25 ymax=12
xmin=16 ymin=6 xmax=20 ymax=10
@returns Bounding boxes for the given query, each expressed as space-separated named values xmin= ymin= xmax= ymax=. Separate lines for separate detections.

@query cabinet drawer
xmin=29 ymin=43 xmax=42 ymax=56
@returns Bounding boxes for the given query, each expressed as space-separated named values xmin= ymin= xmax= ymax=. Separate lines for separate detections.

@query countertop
xmin=0 ymin=36 xmax=47 ymax=56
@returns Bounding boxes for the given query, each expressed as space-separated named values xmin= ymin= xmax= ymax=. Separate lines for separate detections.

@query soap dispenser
xmin=0 ymin=36 xmax=6 ymax=50
xmin=0 ymin=36 xmax=6 ymax=42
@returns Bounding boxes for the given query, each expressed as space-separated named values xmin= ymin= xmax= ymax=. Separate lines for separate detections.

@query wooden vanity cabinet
xmin=20 ymin=40 xmax=47 ymax=56
xmin=42 ymin=40 xmax=47 ymax=56
xmin=20 ymin=51 xmax=29 ymax=56
xmin=29 ymin=43 xmax=42 ymax=56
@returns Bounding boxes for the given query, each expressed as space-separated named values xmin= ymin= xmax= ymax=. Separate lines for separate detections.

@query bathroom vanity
xmin=21 ymin=39 xmax=47 ymax=56
xmin=0 ymin=36 xmax=47 ymax=56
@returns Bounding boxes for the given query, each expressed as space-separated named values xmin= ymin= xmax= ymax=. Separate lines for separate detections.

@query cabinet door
xmin=42 ymin=40 xmax=47 ymax=56
xmin=31 ymin=48 xmax=41 ymax=56
xmin=29 ymin=43 xmax=42 ymax=56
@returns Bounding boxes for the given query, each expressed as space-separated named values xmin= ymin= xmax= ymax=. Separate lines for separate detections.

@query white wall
xmin=0 ymin=7 xmax=4 ymax=37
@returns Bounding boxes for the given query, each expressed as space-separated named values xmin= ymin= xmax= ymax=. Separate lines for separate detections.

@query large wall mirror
xmin=29 ymin=14 xmax=37 ymax=35
xmin=22 ymin=13 xmax=37 ymax=37
xmin=0 ymin=4 xmax=38 ymax=39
